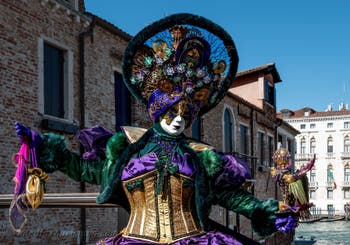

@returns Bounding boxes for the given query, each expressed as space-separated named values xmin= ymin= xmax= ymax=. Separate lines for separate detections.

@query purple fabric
xmin=12 ymin=122 xmax=42 ymax=231
xmin=121 ymin=152 xmax=196 ymax=181
xmin=121 ymin=153 xmax=158 ymax=181
xmin=215 ymin=155 xmax=251 ymax=188
xmin=76 ymin=126 xmax=113 ymax=160
xmin=147 ymin=89 xmax=182 ymax=122
xmin=172 ymin=152 xmax=195 ymax=177
xmin=275 ymin=215 xmax=296 ymax=233
xmin=97 ymin=230 xmax=243 ymax=245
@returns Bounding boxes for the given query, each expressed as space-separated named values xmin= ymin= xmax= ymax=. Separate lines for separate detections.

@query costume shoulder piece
xmin=121 ymin=126 xmax=148 ymax=144
xmin=188 ymin=139 xmax=214 ymax=151
xmin=121 ymin=126 xmax=213 ymax=151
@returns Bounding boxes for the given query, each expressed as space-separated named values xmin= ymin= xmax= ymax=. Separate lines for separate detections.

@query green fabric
xmin=216 ymin=188 xmax=278 ymax=237
xmin=37 ymin=126 xmax=279 ymax=238
xmin=38 ymin=132 xmax=128 ymax=185
xmin=197 ymin=150 xmax=222 ymax=177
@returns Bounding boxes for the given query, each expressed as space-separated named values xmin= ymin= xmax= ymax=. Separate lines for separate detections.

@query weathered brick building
xmin=0 ymin=1 xmax=296 ymax=244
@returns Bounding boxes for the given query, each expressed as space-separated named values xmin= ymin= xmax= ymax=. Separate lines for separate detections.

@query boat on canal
xmin=293 ymin=235 xmax=316 ymax=245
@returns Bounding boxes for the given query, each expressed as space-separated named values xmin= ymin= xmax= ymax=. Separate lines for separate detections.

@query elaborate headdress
xmin=122 ymin=13 xmax=239 ymax=124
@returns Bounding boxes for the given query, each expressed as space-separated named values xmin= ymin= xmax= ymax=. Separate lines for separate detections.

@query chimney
xmin=339 ymin=103 xmax=347 ymax=111
xmin=326 ymin=104 xmax=333 ymax=112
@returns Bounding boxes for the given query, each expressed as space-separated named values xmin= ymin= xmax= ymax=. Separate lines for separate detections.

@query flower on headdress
xmin=185 ymin=86 xmax=194 ymax=95
xmin=144 ymin=56 xmax=153 ymax=67
xmin=186 ymin=69 xmax=195 ymax=78
xmin=213 ymin=74 xmax=220 ymax=82
xmin=136 ymin=70 xmax=148 ymax=81
xmin=130 ymin=76 xmax=138 ymax=85
xmin=176 ymin=64 xmax=186 ymax=74
xmin=165 ymin=66 xmax=175 ymax=76
xmin=156 ymin=56 xmax=165 ymax=65
xmin=196 ymin=68 xmax=206 ymax=78
xmin=203 ymin=76 xmax=211 ymax=84
xmin=164 ymin=48 xmax=172 ymax=58
xmin=196 ymin=81 xmax=203 ymax=88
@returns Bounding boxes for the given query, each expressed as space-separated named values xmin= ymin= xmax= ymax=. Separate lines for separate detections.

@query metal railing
xmin=341 ymin=152 xmax=350 ymax=160
xmin=309 ymin=181 xmax=318 ymax=189
xmin=295 ymin=153 xmax=313 ymax=161
xmin=0 ymin=193 xmax=116 ymax=208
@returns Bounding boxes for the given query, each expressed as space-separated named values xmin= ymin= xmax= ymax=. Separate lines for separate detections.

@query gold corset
xmin=121 ymin=170 xmax=203 ymax=243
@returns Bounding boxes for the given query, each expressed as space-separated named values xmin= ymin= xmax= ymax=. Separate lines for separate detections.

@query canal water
xmin=295 ymin=221 xmax=350 ymax=244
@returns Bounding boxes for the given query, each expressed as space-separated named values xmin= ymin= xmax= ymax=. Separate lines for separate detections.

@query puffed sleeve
xmin=215 ymin=188 xmax=279 ymax=237
xmin=214 ymin=154 xmax=252 ymax=188
xmin=37 ymin=131 xmax=128 ymax=185
xmin=198 ymin=150 xmax=279 ymax=237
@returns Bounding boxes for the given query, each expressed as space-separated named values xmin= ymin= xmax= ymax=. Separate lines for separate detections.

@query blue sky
xmin=85 ymin=0 xmax=350 ymax=112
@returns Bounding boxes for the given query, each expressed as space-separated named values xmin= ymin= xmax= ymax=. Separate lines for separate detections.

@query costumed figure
xmin=11 ymin=13 xmax=299 ymax=244
xmin=271 ymin=148 xmax=315 ymax=219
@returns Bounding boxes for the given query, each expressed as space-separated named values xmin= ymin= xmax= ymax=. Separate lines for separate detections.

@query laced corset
xmin=120 ymin=135 xmax=203 ymax=243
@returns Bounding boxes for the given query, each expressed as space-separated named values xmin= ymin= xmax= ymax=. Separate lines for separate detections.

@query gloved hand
xmin=275 ymin=214 xmax=297 ymax=233
xmin=15 ymin=122 xmax=42 ymax=149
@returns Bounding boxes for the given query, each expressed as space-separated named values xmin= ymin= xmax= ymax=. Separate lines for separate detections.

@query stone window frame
xmin=38 ymin=35 xmax=74 ymax=125
xmin=222 ymin=105 xmax=235 ymax=153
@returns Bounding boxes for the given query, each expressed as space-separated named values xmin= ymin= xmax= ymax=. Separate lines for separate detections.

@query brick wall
xmin=0 ymin=0 xmax=131 ymax=244
xmin=1 ymin=1 xmax=290 ymax=244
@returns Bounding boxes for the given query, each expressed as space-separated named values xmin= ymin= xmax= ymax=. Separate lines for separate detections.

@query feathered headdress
xmin=122 ymin=13 xmax=239 ymax=124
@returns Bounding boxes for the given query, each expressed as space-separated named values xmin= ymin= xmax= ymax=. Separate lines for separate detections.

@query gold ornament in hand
xmin=25 ymin=168 xmax=48 ymax=210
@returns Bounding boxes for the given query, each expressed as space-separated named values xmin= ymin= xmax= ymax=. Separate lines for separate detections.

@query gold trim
xmin=188 ymin=140 xmax=214 ymax=151
xmin=121 ymin=126 xmax=147 ymax=144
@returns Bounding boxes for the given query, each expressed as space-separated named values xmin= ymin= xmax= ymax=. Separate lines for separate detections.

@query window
xmin=344 ymin=135 xmax=350 ymax=153
xmin=287 ymin=139 xmax=293 ymax=153
xmin=191 ymin=118 xmax=202 ymax=141
xmin=264 ymin=80 xmax=275 ymax=106
xmin=345 ymin=164 xmax=350 ymax=182
xmin=327 ymin=205 xmax=334 ymax=216
xmin=282 ymin=112 xmax=289 ymax=118
xmin=268 ymin=136 xmax=274 ymax=166
xmin=327 ymin=123 xmax=333 ymax=128
xmin=44 ymin=43 xmax=65 ymax=118
xmin=327 ymin=190 xmax=333 ymax=199
xmin=39 ymin=38 xmax=74 ymax=124
xmin=310 ymin=168 xmax=316 ymax=183
xmin=300 ymin=124 xmax=306 ymax=129
xmin=114 ymin=72 xmax=131 ymax=131
xmin=310 ymin=123 xmax=316 ymax=129
xmin=327 ymin=136 xmax=333 ymax=153
xmin=345 ymin=189 xmax=350 ymax=199
xmin=310 ymin=137 xmax=316 ymax=154
xmin=277 ymin=134 xmax=283 ymax=148
xmin=345 ymin=122 xmax=350 ymax=129
xmin=258 ymin=132 xmax=265 ymax=165
xmin=240 ymin=125 xmax=248 ymax=155
xmin=223 ymin=109 xmax=234 ymax=152
xmin=310 ymin=190 xmax=316 ymax=199
xmin=300 ymin=138 xmax=306 ymax=154
xmin=327 ymin=164 xmax=334 ymax=182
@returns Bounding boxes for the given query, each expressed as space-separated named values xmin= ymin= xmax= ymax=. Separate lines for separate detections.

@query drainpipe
xmin=274 ymin=118 xmax=282 ymax=200
xmin=78 ymin=18 xmax=94 ymax=245
xmin=250 ymin=109 xmax=255 ymax=195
